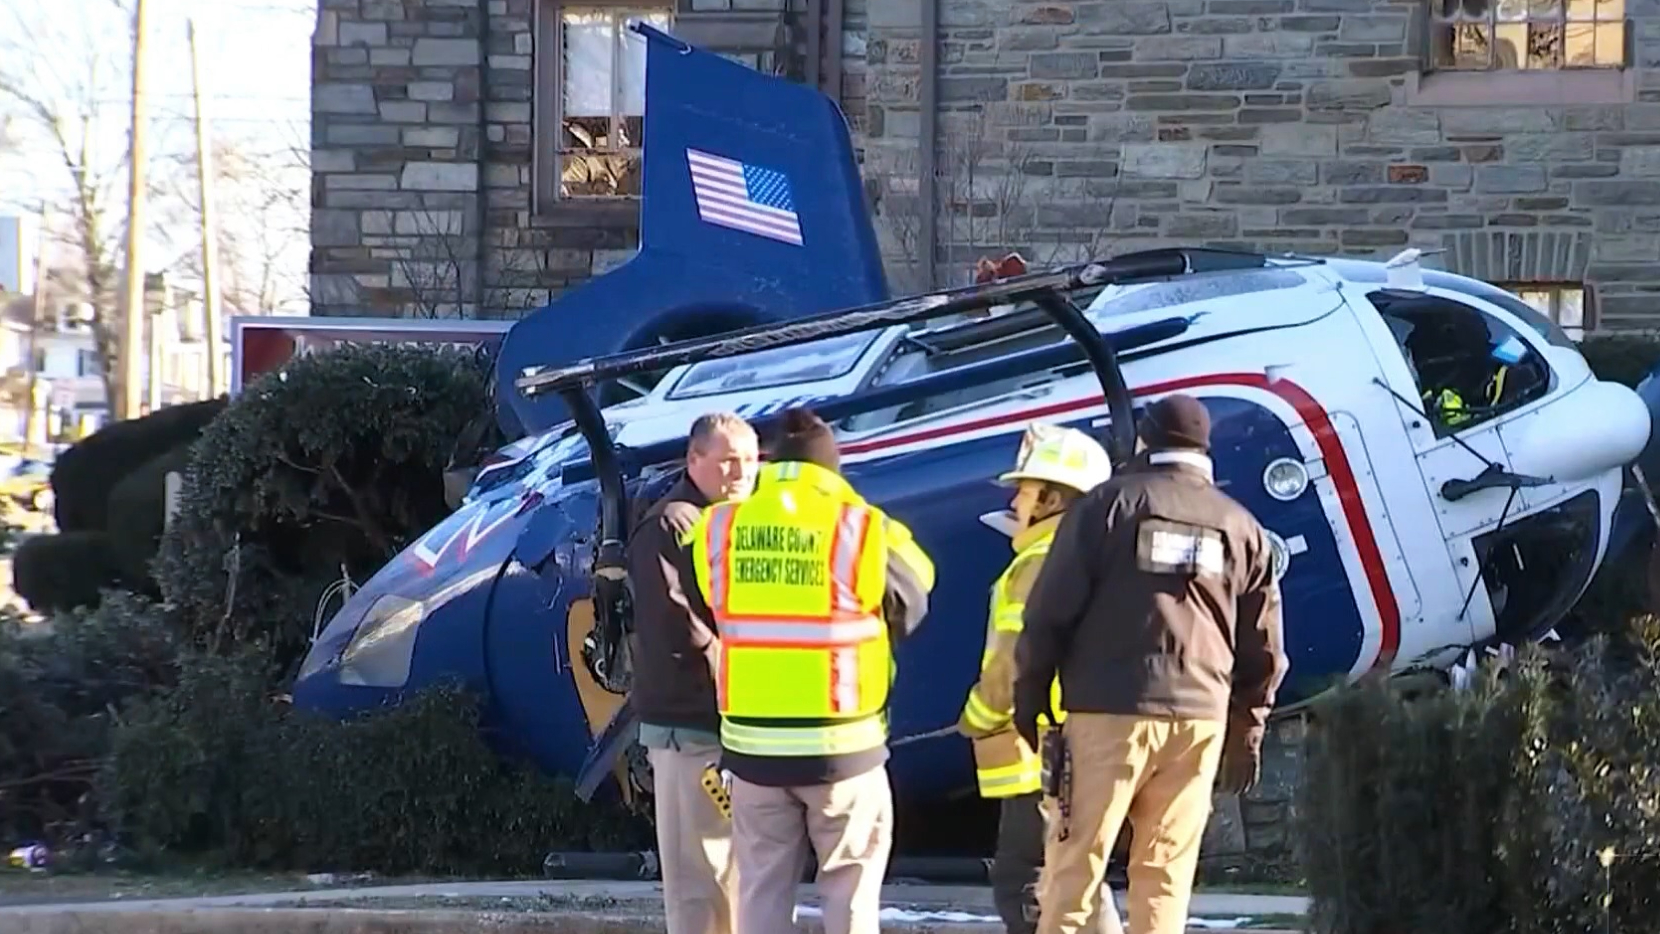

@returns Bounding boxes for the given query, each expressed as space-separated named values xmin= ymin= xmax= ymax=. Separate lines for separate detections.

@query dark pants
xmin=990 ymin=792 xmax=1124 ymax=934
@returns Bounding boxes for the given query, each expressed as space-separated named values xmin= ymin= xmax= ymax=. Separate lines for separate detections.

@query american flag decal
xmin=686 ymin=148 xmax=803 ymax=246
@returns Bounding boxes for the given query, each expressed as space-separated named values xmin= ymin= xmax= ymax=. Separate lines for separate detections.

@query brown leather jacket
xmin=1013 ymin=450 xmax=1289 ymax=750
xmin=626 ymin=477 xmax=721 ymax=733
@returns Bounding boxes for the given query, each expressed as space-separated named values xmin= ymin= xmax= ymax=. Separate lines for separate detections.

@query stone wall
xmin=863 ymin=0 xmax=1660 ymax=323
xmin=310 ymin=0 xmax=862 ymax=318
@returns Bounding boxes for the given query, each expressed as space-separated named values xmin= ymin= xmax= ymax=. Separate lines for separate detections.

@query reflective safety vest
xmin=1424 ymin=365 xmax=1508 ymax=428
xmin=685 ymin=460 xmax=934 ymax=762
xmin=959 ymin=522 xmax=1065 ymax=798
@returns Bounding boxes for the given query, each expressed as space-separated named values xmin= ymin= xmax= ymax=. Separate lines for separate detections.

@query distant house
xmin=310 ymin=0 xmax=1660 ymax=335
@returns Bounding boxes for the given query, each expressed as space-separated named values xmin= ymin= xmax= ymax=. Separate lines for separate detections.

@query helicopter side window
xmin=1371 ymin=292 xmax=1550 ymax=438
xmin=839 ymin=311 xmax=1074 ymax=434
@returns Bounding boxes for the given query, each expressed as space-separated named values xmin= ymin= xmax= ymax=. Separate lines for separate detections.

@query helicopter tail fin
xmin=495 ymin=22 xmax=890 ymax=436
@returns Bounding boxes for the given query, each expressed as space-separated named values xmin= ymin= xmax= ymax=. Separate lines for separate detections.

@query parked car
xmin=0 ymin=458 xmax=54 ymax=512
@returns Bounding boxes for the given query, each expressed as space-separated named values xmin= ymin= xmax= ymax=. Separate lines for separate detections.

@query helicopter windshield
xmin=1085 ymin=266 xmax=1310 ymax=319
xmin=666 ymin=330 xmax=879 ymax=400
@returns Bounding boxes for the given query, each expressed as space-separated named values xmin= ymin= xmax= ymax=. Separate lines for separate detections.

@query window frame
xmin=532 ymin=0 xmax=675 ymax=214
xmin=1425 ymin=0 xmax=1630 ymax=73
xmin=1494 ymin=282 xmax=1593 ymax=342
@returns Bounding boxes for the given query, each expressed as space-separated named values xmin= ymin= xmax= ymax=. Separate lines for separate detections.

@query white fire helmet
xmin=997 ymin=423 xmax=1113 ymax=496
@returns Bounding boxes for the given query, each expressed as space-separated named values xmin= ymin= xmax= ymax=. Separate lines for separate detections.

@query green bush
xmin=11 ymin=531 xmax=128 ymax=614
xmin=105 ymin=442 xmax=197 ymax=590
xmin=50 ymin=398 xmax=226 ymax=534
xmin=156 ymin=344 xmax=489 ymax=673
xmin=1297 ymin=617 xmax=1660 ymax=934
xmin=98 ymin=651 xmax=651 ymax=875
xmin=1578 ymin=331 xmax=1660 ymax=389
xmin=0 ymin=592 xmax=180 ymax=843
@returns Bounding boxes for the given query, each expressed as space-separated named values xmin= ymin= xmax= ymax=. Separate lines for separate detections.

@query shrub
xmin=156 ymin=344 xmax=488 ymax=673
xmin=0 ymin=592 xmax=179 ymax=843
xmin=50 ymin=398 xmax=226 ymax=533
xmin=105 ymin=442 xmax=197 ymax=590
xmin=11 ymin=531 xmax=127 ymax=614
xmin=98 ymin=651 xmax=651 ymax=875
xmin=1297 ymin=616 xmax=1660 ymax=934
xmin=1578 ymin=331 xmax=1660 ymax=389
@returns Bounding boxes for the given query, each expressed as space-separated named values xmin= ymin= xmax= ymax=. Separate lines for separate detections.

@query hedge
xmin=155 ymin=342 xmax=490 ymax=674
xmin=97 ymin=651 xmax=651 ymax=874
xmin=49 ymin=398 xmax=226 ymax=534
xmin=1297 ymin=617 xmax=1660 ymax=934
xmin=11 ymin=531 xmax=128 ymax=614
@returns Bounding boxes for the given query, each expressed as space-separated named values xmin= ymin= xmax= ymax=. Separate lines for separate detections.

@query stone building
xmin=311 ymin=0 xmax=1659 ymax=335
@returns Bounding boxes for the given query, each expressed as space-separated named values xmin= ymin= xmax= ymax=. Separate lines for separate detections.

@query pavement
xmin=0 ymin=879 xmax=1309 ymax=933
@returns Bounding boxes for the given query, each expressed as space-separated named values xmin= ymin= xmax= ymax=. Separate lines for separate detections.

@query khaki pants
xmin=994 ymin=791 xmax=1125 ymax=934
xmin=1036 ymin=714 xmax=1225 ymax=934
xmin=730 ymin=765 xmax=893 ymax=934
xmin=649 ymin=743 xmax=736 ymax=934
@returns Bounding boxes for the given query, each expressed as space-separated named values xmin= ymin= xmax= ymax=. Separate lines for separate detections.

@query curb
xmin=0 ymin=907 xmax=1305 ymax=934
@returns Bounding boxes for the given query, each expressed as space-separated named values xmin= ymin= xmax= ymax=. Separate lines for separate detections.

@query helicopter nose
xmin=1501 ymin=378 xmax=1652 ymax=484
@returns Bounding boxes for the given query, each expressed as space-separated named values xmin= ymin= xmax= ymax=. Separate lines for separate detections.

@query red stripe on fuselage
xmin=838 ymin=372 xmax=1401 ymax=672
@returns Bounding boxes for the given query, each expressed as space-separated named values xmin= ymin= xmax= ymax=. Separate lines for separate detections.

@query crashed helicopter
xmin=292 ymin=21 xmax=1660 ymax=812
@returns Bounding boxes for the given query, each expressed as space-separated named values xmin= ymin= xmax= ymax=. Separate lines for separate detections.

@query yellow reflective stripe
xmin=977 ymin=761 xmax=1042 ymax=796
xmin=719 ymin=616 xmax=884 ymax=644
xmin=992 ymin=604 xmax=1025 ymax=634
xmin=704 ymin=502 xmax=735 ymax=610
xmin=962 ymin=689 xmax=1009 ymax=733
xmin=720 ymin=716 xmax=887 ymax=757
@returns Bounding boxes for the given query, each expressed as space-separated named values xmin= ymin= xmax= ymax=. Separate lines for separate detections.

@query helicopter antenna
xmin=1382 ymin=247 xmax=1447 ymax=292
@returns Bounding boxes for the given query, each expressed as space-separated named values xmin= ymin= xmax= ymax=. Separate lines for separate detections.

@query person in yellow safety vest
xmin=1423 ymin=364 xmax=1508 ymax=429
xmin=680 ymin=407 xmax=937 ymax=934
xmin=958 ymin=423 xmax=1123 ymax=934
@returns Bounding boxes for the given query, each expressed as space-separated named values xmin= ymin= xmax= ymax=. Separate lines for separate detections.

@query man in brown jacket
xmin=1013 ymin=394 xmax=1288 ymax=934
xmin=627 ymin=411 xmax=760 ymax=934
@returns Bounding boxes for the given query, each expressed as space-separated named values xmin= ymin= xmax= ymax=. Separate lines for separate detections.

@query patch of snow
xmin=792 ymin=906 xmax=1257 ymax=929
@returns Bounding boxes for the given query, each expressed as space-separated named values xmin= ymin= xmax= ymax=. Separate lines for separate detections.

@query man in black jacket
xmin=1014 ymin=395 xmax=1288 ymax=934
xmin=627 ymin=411 xmax=759 ymax=934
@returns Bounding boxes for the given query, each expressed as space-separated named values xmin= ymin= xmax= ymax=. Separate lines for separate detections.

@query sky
xmin=0 ymin=0 xmax=315 ymax=311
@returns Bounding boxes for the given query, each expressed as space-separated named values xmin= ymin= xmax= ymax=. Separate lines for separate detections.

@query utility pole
xmin=119 ymin=0 xmax=151 ymax=419
xmin=188 ymin=17 xmax=224 ymax=398
xmin=24 ymin=214 xmax=45 ymax=449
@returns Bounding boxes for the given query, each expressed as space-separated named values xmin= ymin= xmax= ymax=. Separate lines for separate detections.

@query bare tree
xmin=871 ymin=105 xmax=1124 ymax=294
xmin=381 ymin=193 xmax=555 ymax=319
xmin=0 ymin=0 xmax=184 ymax=417
xmin=164 ymin=131 xmax=310 ymax=316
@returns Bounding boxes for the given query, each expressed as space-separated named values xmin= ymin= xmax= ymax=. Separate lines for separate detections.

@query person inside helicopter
xmin=1395 ymin=300 xmax=1538 ymax=433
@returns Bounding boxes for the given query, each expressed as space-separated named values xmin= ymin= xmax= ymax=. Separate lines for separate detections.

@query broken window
xmin=1430 ymin=0 xmax=1626 ymax=70
xmin=557 ymin=5 xmax=673 ymax=198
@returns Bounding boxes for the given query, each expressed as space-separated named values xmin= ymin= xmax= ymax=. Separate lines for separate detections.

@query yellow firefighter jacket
xmin=956 ymin=513 xmax=1066 ymax=798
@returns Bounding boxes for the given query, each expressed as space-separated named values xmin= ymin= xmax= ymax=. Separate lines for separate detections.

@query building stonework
xmin=313 ymin=0 xmax=1660 ymax=329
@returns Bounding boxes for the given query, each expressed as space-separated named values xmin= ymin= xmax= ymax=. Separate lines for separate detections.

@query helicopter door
xmin=1383 ymin=294 xmax=1552 ymax=542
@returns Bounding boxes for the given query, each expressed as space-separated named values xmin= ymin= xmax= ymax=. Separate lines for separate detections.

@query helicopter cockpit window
xmin=1370 ymin=291 xmax=1551 ymax=438
xmin=667 ymin=331 xmax=878 ymax=401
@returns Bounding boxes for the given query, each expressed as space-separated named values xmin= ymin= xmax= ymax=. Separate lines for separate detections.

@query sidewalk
xmin=0 ymin=879 xmax=1310 ymax=933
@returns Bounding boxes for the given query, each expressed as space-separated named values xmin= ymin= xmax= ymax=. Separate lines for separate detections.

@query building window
xmin=534 ymin=2 xmax=673 ymax=209
xmin=31 ymin=348 xmax=45 ymax=372
xmin=1502 ymin=283 xmax=1588 ymax=341
xmin=77 ymin=349 xmax=98 ymax=377
xmin=1430 ymin=0 xmax=1627 ymax=71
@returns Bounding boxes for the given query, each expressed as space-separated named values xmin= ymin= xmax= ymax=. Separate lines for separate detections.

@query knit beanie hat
xmin=1138 ymin=394 xmax=1212 ymax=452
xmin=770 ymin=407 xmax=841 ymax=473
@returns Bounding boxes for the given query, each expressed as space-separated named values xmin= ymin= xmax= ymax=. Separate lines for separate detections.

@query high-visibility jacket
xmin=957 ymin=515 xmax=1065 ymax=798
xmin=684 ymin=460 xmax=936 ymax=764
xmin=1425 ymin=365 xmax=1508 ymax=428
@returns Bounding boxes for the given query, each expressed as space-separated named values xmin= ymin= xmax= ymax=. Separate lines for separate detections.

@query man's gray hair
xmin=688 ymin=411 xmax=756 ymax=453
